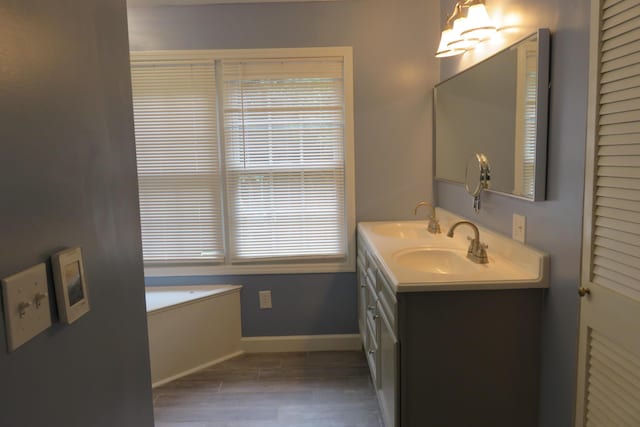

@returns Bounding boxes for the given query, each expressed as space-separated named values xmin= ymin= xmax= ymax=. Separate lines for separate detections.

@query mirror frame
xmin=434 ymin=28 xmax=551 ymax=201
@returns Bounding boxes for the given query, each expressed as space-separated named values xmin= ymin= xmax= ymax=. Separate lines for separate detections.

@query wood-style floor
xmin=153 ymin=351 xmax=383 ymax=427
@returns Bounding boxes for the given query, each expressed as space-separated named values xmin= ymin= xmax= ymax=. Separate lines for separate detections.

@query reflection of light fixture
xmin=435 ymin=0 xmax=497 ymax=58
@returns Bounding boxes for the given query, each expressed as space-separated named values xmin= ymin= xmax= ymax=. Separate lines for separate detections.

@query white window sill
xmin=144 ymin=260 xmax=356 ymax=277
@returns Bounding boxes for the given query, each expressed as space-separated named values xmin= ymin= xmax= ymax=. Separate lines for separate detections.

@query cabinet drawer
xmin=366 ymin=267 xmax=377 ymax=289
xmin=366 ymin=276 xmax=378 ymax=305
xmin=357 ymin=249 xmax=367 ymax=272
xmin=377 ymin=272 xmax=397 ymax=333
xmin=366 ymin=276 xmax=378 ymax=310
xmin=366 ymin=252 xmax=378 ymax=284
xmin=357 ymin=235 xmax=370 ymax=268
xmin=365 ymin=317 xmax=379 ymax=387
xmin=366 ymin=307 xmax=379 ymax=341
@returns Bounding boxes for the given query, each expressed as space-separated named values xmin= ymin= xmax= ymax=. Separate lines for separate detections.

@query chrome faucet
xmin=446 ymin=221 xmax=489 ymax=264
xmin=413 ymin=201 xmax=441 ymax=234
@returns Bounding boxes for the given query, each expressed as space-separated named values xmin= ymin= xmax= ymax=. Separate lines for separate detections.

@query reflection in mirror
xmin=434 ymin=29 xmax=550 ymax=201
xmin=465 ymin=153 xmax=491 ymax=213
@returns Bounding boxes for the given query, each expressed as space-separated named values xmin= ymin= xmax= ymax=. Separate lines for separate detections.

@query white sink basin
xmin=358 ymin=213 xmax=549 ymax=292
xmin=392 ymin=248 xmax=472 ymax=275
xmin=371 ymin=222 xmax=429 ymax=239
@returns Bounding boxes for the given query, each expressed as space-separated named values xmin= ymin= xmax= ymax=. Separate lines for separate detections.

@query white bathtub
xmin=145 ymin=285 xmax=242 ymax=387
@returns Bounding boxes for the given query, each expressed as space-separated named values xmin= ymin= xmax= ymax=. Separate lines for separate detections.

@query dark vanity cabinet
xmin=357 ymin=234 xmax=543 ymax=427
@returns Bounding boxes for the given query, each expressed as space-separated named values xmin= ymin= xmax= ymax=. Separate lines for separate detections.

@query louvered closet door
xmin=576 ymin=0 xmax=640 ymax=425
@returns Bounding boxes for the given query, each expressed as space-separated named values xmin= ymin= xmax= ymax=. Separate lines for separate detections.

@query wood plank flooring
xmin=153 ymin=351 xmax=383 ymax=427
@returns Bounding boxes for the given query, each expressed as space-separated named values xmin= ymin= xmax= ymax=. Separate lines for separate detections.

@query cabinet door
xmin=378 ymin=303 xmax=398 ymax=427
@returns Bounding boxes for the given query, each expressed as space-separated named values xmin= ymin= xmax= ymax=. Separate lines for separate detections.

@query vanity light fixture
xmin=435 ymin=14 xmax=467 ymax=57
xmin=435 ymin=0 xmax=497 ymax=58
xmin=462 ymin=0 xmax=497 ymax=40
xmin=447 ymin=3 xmax=479 ymax=52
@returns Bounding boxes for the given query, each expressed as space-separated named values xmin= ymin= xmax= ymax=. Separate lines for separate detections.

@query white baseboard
xmin=241 ymin=334 xmax=361 ymax=353
xmin=151 ymin=350 xmax=244 ymax=389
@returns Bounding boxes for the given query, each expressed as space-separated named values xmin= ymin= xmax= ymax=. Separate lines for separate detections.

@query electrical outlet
xmin=512 ymin=214 xmax=526 ymax=243
xmin=259 ymin=290 xmax=272 ymax=309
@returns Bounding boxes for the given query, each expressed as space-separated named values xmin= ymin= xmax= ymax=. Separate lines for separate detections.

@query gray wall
xmin=147 ymin=273 xmax=357 ymax=336
xmin=437 ymin=1 xmax=589 ymax=426
xmin=128 ymin=0 xmax=441 ymax=336
xmin=0 ymin=1 xmax=154 ymax=426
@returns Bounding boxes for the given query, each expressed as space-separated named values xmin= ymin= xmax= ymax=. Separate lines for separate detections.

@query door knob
xmin=578 ymin=287 xmax=591 ymax=297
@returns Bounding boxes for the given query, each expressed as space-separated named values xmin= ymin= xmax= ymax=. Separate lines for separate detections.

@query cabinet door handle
xmin=368 ymin=349 xmax=375 ymax=355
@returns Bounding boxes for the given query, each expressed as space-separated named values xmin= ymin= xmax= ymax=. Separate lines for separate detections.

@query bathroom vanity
xmin=357 ymin=209 xmax=549 ymax=427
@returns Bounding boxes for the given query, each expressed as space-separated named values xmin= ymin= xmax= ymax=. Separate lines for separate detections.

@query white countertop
xmin=358 ymin=208 xmax=549 ymax=293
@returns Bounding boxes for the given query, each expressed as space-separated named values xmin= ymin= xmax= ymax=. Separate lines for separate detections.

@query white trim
xmin=129 ymin=0 xmax=339 ymax=6
xmin=343 ymin=47 xmax=357 ymax=279
xmin=151 ymin=350 xmax=244 ymax=389
xmin=575 ymin=1 xmax=602 ymax=425
xmin=241 ymin=334 xmax=361 ymax=353
xmin=130 ymin=47 xmax=353 ymax=62
xmin=132 ymin=46 xmax=356 ymax=278
xmin=145 ymin=261 xmax=355 ymax=276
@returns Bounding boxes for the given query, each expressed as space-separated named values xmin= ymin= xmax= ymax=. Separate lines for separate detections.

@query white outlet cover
xmin=512 ymin=214 xmax=526 ymax=243
xmin=2 ymin=263 xmax=52 ymax=352
xmin=259 ymin=290 xmax=272 ymax=309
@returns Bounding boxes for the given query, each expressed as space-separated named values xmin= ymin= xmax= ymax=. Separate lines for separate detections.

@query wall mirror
xmin=434 ymin=29 xmax=550 ymax=201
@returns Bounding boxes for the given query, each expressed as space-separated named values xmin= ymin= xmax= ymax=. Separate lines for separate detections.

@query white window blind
xmin=592 ymin=0 xmax=640 ymax=301
xmin=130 ymin=61 xmax=225 ymax=263
xmin=222 ymin=58 xmax=347 ymax=262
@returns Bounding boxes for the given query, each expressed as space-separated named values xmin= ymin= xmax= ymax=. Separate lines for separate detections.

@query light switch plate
xmin=2 ymin=263 xmax=52 ymax=352
xmin=512 ymin=214 xmax=526 ymax=243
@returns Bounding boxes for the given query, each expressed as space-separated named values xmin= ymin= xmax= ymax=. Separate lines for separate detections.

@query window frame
xmin=130 ymin=47 xmax=356 ymax=277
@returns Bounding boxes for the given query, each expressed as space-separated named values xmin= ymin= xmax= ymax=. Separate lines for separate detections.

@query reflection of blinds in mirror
xmin=591 ymin=0 xmax=640 ymax=301
xmin=514 ymin=41 xmax=538 ymax=199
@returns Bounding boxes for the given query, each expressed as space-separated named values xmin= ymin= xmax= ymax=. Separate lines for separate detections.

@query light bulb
xmin=436 ymin=28 xmax=465 ymax=57
xmin=461 ymin=3 xmax=496 ymax=40
xmin=448 ymin=16 xmax=479 ymax=50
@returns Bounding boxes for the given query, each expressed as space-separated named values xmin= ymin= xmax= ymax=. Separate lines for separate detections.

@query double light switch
xmin=1 ymin=263 xmax=52 ymax=351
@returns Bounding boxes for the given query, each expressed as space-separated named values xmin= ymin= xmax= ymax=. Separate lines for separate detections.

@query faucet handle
xmin=427 ymin=217 xmax=441 ymax=234
xmin=467 ymin=239 xmax=489 ymax=264
xmin=466 ymin=236 xmax=487 ymax=247
xmin=414 ymin=201 xmax=440 ymax=234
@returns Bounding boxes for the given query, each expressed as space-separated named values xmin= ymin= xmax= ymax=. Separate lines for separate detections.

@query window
xmin=130 ymin=48 xmax=355 ymax=276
